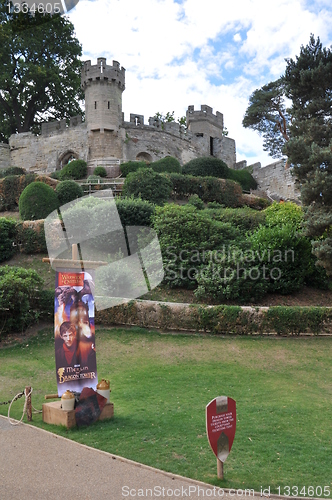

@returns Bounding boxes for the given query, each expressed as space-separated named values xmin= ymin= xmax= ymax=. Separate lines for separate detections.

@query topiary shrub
xmin=19 ymin=182 xmax=59 ymax=220
xmin=49 ymin=171 xmax=62 ymax=180
xmin=228 ymin=168 xmax=257 ymax=191
xmin=115 ymin=197 xmax=155 ymax=227
xmin=56 ymin=180 xmax=83 ymax=206
xmin=0 ymin=218 xmax=17 ymax=262
xmin=122 ymin=168 xmax=172 ymax=205
xmin=182 ymin=157 xmax=229 ymax=178
xmin=59 ymin=159 xmax=87 ymax=180
xmin=0 ymin=173 xmax=37 ymax=211
xmin=16 ymin=220 xmax=47 ymax=253
xmin=0 ymin=166 xmax=26 ymax=178
xmin=93 ymin=166 xmax=107 ymax=177
xmin=150 ymin=156 xmax=181 ymax=174
xmin=0 ymin=266 xmax=43 ymax=334
xmin=120 ymin=161 xmax=147 ymax=177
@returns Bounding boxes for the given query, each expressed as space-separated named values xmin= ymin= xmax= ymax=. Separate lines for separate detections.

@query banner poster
xmin=54 ymin=268 xmax=98 ymax=396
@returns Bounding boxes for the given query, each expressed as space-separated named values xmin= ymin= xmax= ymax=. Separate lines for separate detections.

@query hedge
xmin=0 ymin=174 xmax=37 ymax=211
xmin=95 ymin=300 xmax=332 ymax=336
xmin=167 ymin=173 xmax=243 ymax=207
xmin=0 ymin=218 xmax=17 ymax=262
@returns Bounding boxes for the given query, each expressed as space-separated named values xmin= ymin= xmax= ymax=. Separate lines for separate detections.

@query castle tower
xmin=81 ymin=57 xmax=125 ymax=132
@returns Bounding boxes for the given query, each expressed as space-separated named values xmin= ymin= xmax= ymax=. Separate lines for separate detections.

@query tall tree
xmin=283 ymin=35 xmax=332 ymax=275
xmin=242 ymin=78 xmax=290 ymax=159
xmin=0 ymin=1 xmax=83 ymax=143
xmin=243 ymin=35 xmax=332 ymax=275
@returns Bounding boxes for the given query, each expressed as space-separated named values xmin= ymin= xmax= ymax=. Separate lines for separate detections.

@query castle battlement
xmin=81 ymin=57 xmax=125 ymax=90
xmin=186 ymin=105 xmax=223 ymax=129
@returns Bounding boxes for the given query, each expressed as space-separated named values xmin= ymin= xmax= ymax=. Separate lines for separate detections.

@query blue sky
xmin=68 ymin=0 xmax=332 ymax=166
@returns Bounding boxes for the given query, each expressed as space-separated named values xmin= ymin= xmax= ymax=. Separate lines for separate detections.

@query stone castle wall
xmin=9 ymin=124 xmax=87 ymax=173
xmin=252 ymin=160 xmax=300 ymax=201
xmin=0 ymin=143 xmax=10 ymax=170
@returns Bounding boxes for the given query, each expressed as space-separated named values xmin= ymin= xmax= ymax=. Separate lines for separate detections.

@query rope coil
xmin=7 ymin=387 xmax=41 ymax=425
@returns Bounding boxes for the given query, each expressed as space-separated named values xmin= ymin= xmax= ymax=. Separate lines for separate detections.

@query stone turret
xmin=81 ymin=58 xmax=126 ymax=132
xmin=186 ymin=105 xmax=224 ymax=138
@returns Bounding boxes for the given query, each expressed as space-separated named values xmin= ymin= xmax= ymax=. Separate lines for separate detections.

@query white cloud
xmin=68 ymin=0 xmax=332 ymax=166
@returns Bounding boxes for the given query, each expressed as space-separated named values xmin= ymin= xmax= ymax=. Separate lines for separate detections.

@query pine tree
xmin=283 ymin=35 xmax=332 ymax=275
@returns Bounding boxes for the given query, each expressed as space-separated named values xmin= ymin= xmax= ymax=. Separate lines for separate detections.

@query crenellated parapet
xmin=186 ymin=105 xmax=224 ymax=130
xmin=81 ymin=58 xmax=125 ymax=90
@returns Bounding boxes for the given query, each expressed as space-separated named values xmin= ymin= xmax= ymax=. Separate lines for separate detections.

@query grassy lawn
xmin=0 ymin=327 xmax=331 ymax=496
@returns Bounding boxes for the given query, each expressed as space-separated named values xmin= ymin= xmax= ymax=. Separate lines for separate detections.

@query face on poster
xmin=54 ymin=268 xmax=98 ymax=396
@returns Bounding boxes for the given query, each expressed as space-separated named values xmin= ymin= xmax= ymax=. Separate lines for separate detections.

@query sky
xmin=67 ymin=0 xmax=332 ymax=167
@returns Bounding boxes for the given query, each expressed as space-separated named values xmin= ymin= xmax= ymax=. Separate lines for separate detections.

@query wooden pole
xmin=217 ymin=458 xmax=224 ymax=480
xmin=72 ymin=243 xmax=78 ymax=261
xmin=25 ymin=386 xmax=32 ymax=422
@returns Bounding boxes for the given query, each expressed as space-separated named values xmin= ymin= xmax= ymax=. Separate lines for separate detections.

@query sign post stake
xmin=217 ymin=458 xmax=224 ymax=480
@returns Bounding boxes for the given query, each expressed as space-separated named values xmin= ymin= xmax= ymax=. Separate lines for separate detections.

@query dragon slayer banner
xmin=54 ymin=268 xmax=98 ymax=396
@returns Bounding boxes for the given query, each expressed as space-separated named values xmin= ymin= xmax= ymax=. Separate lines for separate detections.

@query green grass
xmin=0 ymin=327 xmax=331 ymax=496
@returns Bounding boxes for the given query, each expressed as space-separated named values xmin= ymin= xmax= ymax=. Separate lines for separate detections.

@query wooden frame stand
xmin=42 ymin=401 xmax=114 ymax=429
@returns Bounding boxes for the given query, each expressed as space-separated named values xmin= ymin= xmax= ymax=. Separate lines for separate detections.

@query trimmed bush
xmin=115 ymin=197 xmax=155 ymax=227
xmin=182 ymin=157 xmax=229 ymax=178
xmin=0 ymin=266 xmax=43 ymax=334
xmin=153 ymin=204 xmax=242 ymax=287
xmin=120 ymin=161 xmax=147 ymax=177
xmin=0 ymin=218 xmax=17 ymax=262
xmin=16 ymin=220 xmax=47 ymax=253
xmin=228 ymin=169 xmax=257 ymax=191
xmin=59 ymin=159 xmax=87 ymax=180
xmin=0 ymin=173 xmax=36 ymax=211
xmin=0 ymin=166 xmax=26 ymax=178
xmin=49 ymin=171 xmax=62 ymax=180
xmin=150 ymin=156 xmax=181 ymax=174
xmin=123 ymin=168 xmax=172 ymax=205
xmin=168 ymin=173 xmax=243 ymax=207
xmin=208 ymin=207 xmax=266 ymax=233
xmin=56 ymin=180 xmax=83 ymax=206
xmin=94 ymin=166 xmax=107 ymax=177
xmin=19 ymin=182 xmax=59 ymax=221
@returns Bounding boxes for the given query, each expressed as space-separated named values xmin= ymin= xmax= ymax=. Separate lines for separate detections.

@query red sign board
xmin=206 ymin=396 xmax=236 ymax=462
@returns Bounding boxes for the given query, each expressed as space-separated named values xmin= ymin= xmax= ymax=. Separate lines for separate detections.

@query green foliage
xmin=249 ymin=223 xmax=312 ymax=294
xmin=264 ymin=201 xmax=303 ymax=229
xmin=120 ymin=161 xmax=147 ymax=177
xmin=195 ymin=247 xmax=269 ymax=303
xmin=0 ymin=218 xmax=17 ymax=262
xmin=19 ymin=181 xmax=59 ymax=220
xmin=123 ymin=168 xmax=172 ymax=205
xmin=115 ymin=197 xmax=155 ymax=227
xmin=15 ymin=220 xmax=47 ymax=254
xmin=59 ymin=160 xmax=87 ymax=180
xmin=182 ymin=157 xmax=229 ymax=178
xmin=242 ymin=78 xmax=289 ymax=159
xmin=0 ymin=266 xmax=43 ymax=333
xmin=153 ymin=204 xmax=242 ymax=287
xmin=0 ymin=166 xmax=26 ymax=178
xmin=0 ymin=8 xmax=83 ymax=142
xmin=168 ymin=173 xmax=243 ymax=207
xmin=228 ymin=168 xmax=258 ymax=191
xmin=265 ymin=307 xmax=331 ymax=335
xmin=0 ymin=173 xmax=36 ymax=210
xmin=208 ymin=206 xmax=266 ymax=233
xmin=150 ymin=156 xmax=181 ymax=174
xmin=49 ymin=171 xmax=62 ymax=180
xmin=187 ymin=194 xmax=205 ymax=210
xmin=55 ymin=180 xmax=83 ymax=206
xmin=93 ymin=166 xmax=107 ymax=178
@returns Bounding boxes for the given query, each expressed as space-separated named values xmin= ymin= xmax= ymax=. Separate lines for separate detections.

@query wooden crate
xmin=42 ymin=401 xmax=114 ymax=429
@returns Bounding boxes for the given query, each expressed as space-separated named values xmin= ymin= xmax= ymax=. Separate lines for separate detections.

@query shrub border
xmin=95 ymin=300 xmax=332 ymax=336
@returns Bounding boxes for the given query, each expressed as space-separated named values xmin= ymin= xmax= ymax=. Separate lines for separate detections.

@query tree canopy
xmin=242 ymin=78 xmax=289 ymax=158
xmin=0 ymin=1 xmax=83 ymax=142
xmin=243 ymin=35 xmax=332 ymax=275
